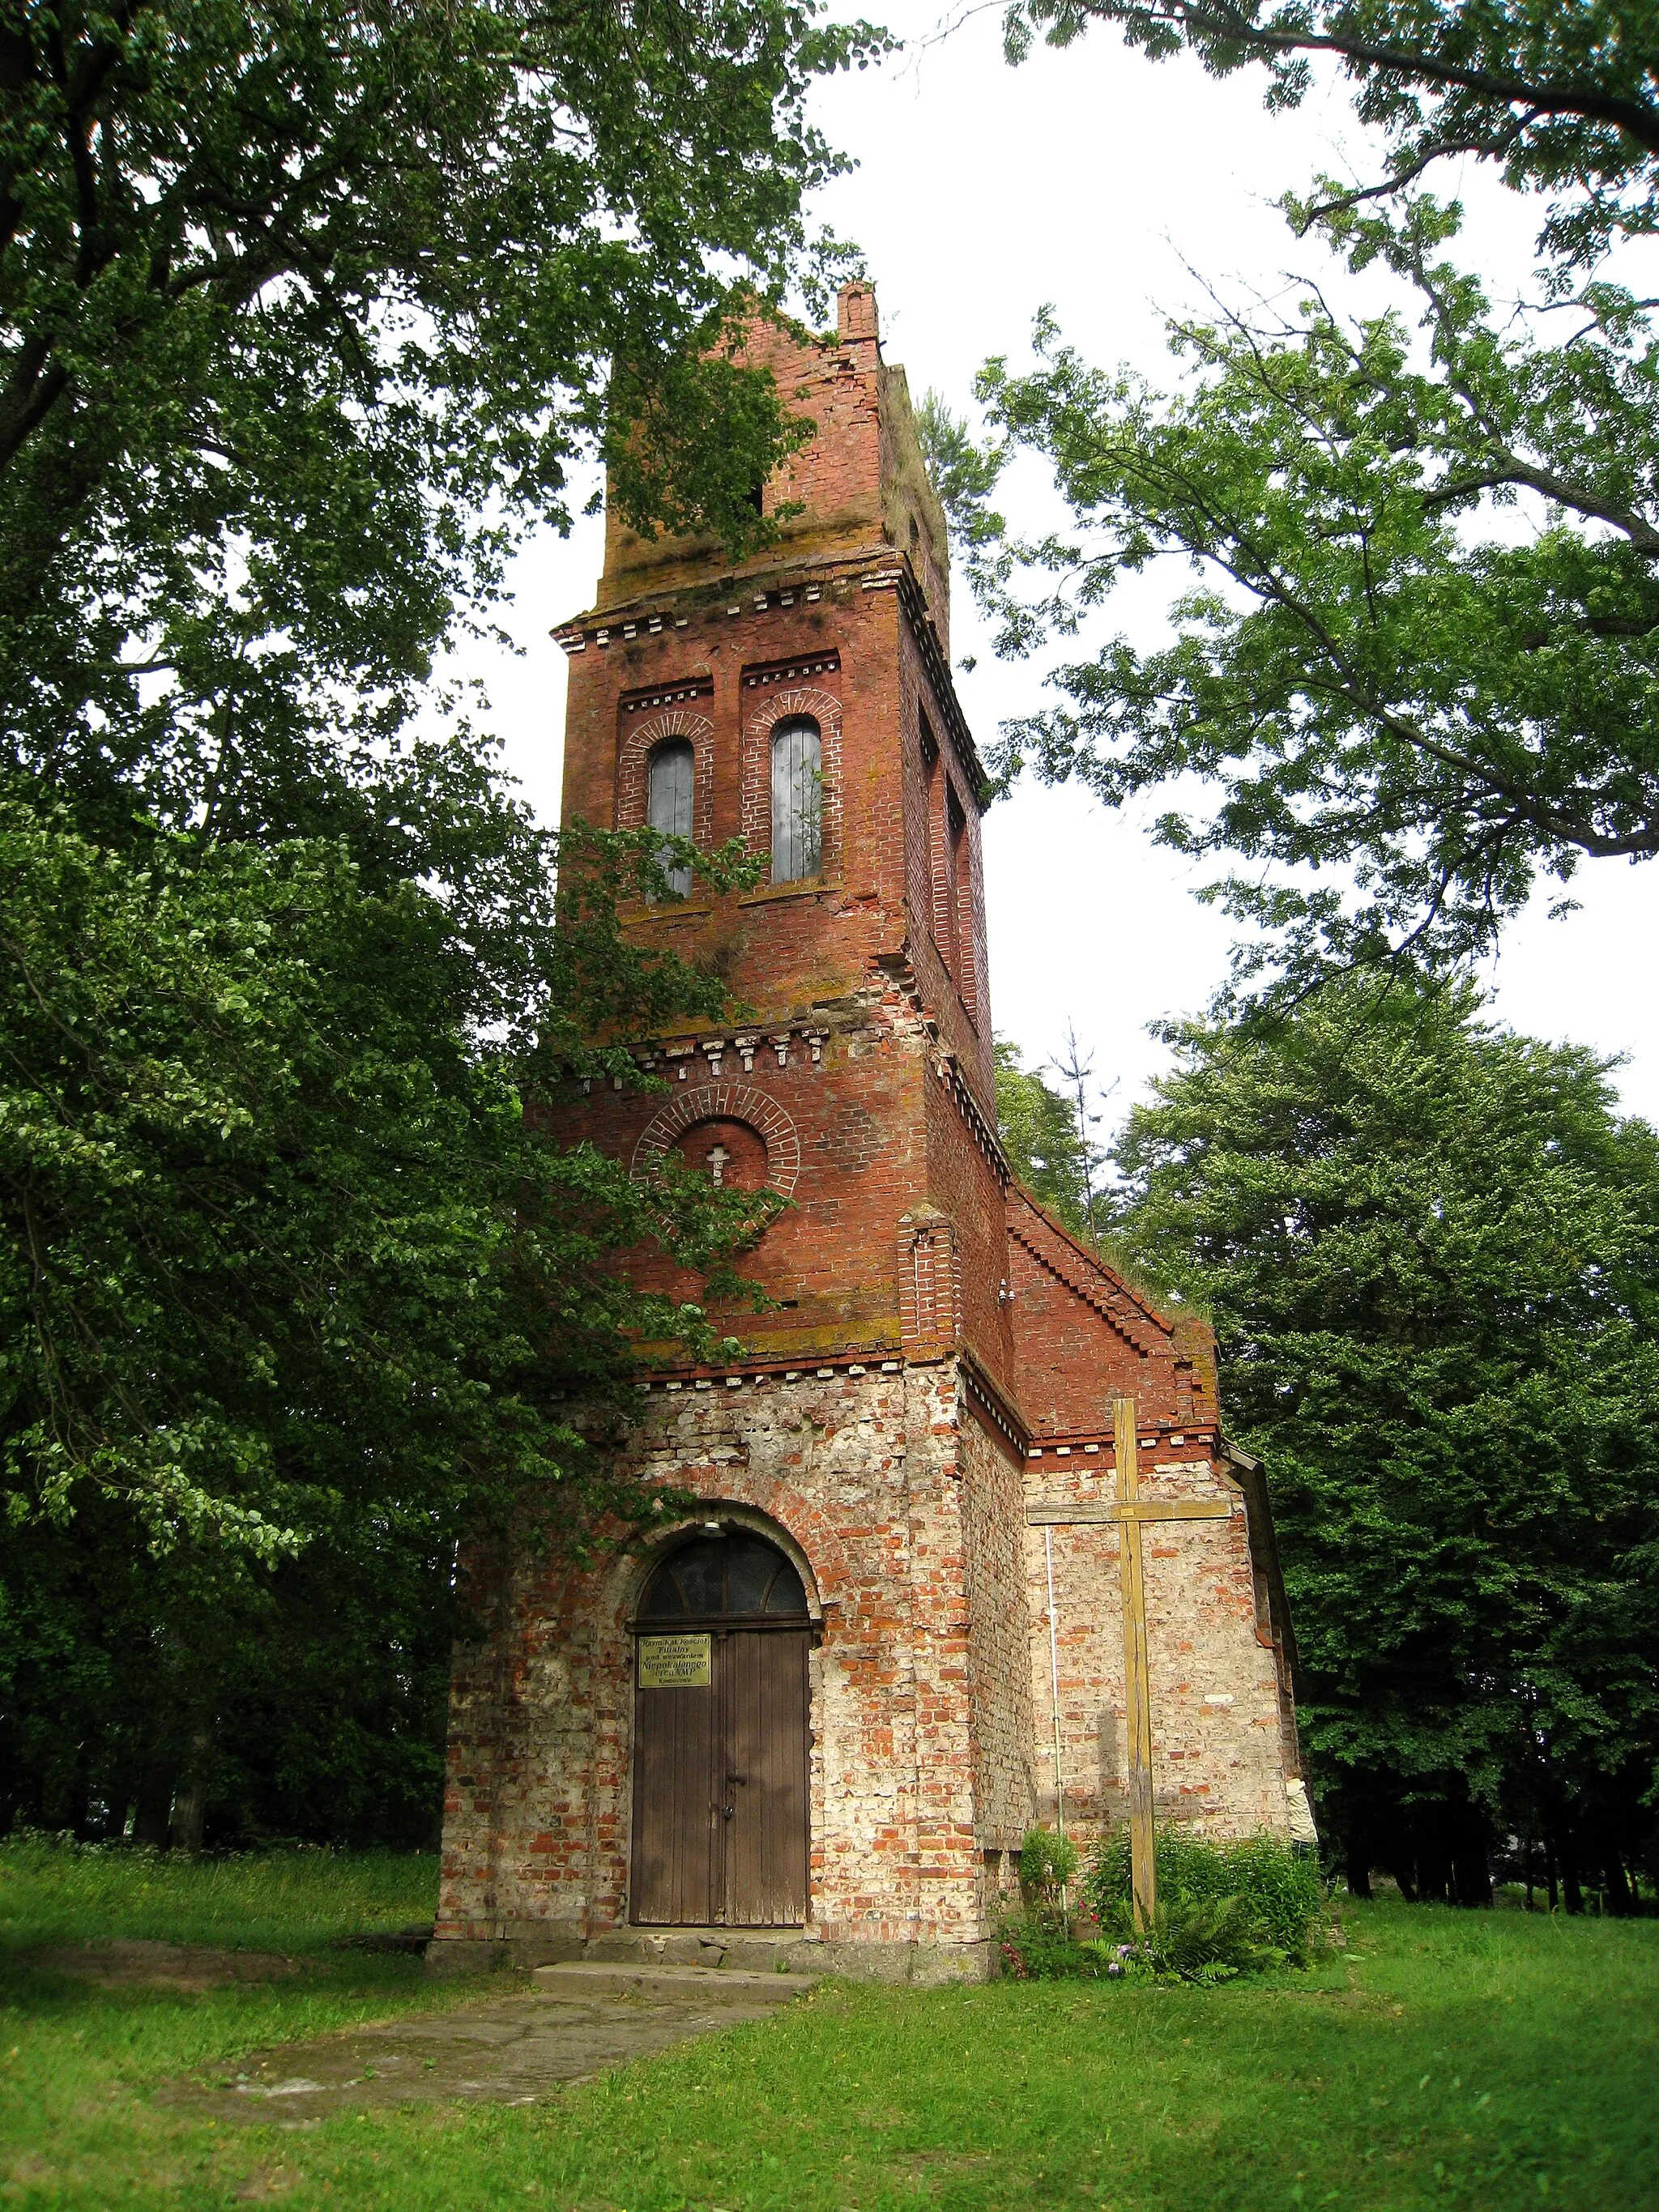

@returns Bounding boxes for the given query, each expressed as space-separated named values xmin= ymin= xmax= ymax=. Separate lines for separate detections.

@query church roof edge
xmin=1006 ymin=1181 xmax=1188 ymax=1345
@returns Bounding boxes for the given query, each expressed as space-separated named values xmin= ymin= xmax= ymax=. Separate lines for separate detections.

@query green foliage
xmin=1017 ymin=1823 xmax=1079 ymax=1903
xmin=997 ymin=1892 xmax=1286 ymax=1984
xmin=966 ymin=212 xmax=1659 ymax=986
xmin=916 ymin=390 xmax=1007 ymax=576
xmin=1110 ymin=978 xmax=1659 ymax=1899
xmin=1088 ymin=1827 xmax=1325 ymax=1963
xmin=994 ymin=1901 xmax=1092 ymax=1979
xmin=997 ymin=1 xmax=1659 ymax=269
xmin=1004 ymin=1830 xmax=1320 ymax=1983
xmin=0 ymin=0 xmax=881 ymax=1846
xmin=0 ymin=808 xmax=778 ymax=1840
xmin=951 ymin=1 xmax=1659 ymax=988
xmin=1096 ymin=1893 xmax=1289 ymax=1982
xmin=0 ymin=0 xmax=892 ymax=832
xmin=0 ymin=807 xmax=764 ymax=1557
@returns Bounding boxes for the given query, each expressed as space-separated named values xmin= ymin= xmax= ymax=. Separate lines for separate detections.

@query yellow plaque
xmin=638 ymin=1632 xmax=712 ymax=1688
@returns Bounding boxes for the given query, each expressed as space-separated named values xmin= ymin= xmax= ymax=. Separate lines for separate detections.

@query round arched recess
xmin=631 ymin=1085 xmax=801 ymax=1196
xmin=638 ymin=1529 xmax=808 ymax=1623
xmin=618 ymin=1505 xmax=822 ymax=1628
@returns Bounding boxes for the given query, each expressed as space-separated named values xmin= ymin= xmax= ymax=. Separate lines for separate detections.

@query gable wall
xmin=1003 ymin=1184 xmax=1296 ymax=1856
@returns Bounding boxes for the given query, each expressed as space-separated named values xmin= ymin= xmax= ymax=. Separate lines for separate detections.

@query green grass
xmin=0 ymin=1832 xmax=437 ymax=1954
xmin=2 ymin=1841 xmax=1656 ymax=2211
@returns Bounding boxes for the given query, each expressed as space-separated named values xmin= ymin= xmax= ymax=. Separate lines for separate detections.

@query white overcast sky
xmin=476 ymin=1 xmax=1657 ymax=1132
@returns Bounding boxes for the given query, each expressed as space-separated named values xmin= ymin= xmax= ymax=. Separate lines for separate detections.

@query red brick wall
xmin=1006 ymin=1187 xmax=1213 ymax=1442
xmin=546 ymin=288 xmax=1007 ymax=1387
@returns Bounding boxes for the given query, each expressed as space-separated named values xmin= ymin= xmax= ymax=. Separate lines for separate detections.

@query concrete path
xmin=163 ymin=1963 xmax=813 ymax=2126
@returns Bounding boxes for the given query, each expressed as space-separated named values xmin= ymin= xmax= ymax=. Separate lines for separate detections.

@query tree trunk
xmin=1452 ymin=1804 xmax=1491 ymax=1907
xmin=169 ymin=1782 xmax=206 ymax=1855
xmin=1384 ymin=1847 xmax=1418 ymax=1902
xmin=1416 ymin=1808 xmax=1452 ymax=1904
xmin=1555 ymin=1827 xmax=1584 ymax=1915
xmin=1601 ymin=1843 xmax=1633 ymax=1916
xmin=1345 ymin=1835 xmax=1373 ymax=1900
xmin=131 ymin=1770 xmax=173 ymax=1849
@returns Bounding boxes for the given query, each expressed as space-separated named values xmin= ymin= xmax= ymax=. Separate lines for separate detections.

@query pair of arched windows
xmin=645 ymin=718 xmax=822 ymax=895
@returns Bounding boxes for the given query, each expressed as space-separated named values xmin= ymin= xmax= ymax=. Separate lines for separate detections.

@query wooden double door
xmin=630 ymin=1535 xmax=811 ymax=1928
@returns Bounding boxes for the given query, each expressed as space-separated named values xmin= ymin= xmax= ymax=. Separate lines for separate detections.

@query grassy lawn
xmin=2 ymin=1840 xmax=1655 ymax=2211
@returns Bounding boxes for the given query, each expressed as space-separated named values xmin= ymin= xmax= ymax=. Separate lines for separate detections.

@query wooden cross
xmin=1026 ymin=1396 xmax=1232 ymax=1928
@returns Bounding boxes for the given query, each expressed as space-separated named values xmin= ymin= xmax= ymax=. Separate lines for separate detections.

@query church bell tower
xmin=429 ymin=283 xmax=1300 ymax=1982
xmin=551 ymin=280 xmax=1018 ymax=1404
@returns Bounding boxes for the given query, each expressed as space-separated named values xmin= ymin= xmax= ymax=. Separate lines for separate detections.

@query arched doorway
xmin=630 ymin=1528 xmax=811 ymax=1927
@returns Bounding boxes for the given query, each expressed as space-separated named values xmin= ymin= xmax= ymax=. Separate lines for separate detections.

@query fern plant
xmin=1089 ymin=1894 xmax=1289 ymax=1983
xmin=1087 ymin=1829 xmax=1324 ymax=1964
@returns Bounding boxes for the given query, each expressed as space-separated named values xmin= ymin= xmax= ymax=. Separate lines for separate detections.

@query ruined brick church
xmin=431 ymin=285 xmax=1301 ymax=1982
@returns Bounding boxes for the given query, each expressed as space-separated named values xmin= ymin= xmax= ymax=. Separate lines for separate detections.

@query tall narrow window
xmin=770 ymin=716 xmax=822 ymax=883
xmin=647 ymin=739 xmax=694 ymax=897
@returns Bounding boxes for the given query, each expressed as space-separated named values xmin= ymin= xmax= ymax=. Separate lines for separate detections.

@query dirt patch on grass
xmin=33 ymin=1940 xmax=305 ymax=1988
xmin=232 ymin=2163 xmax=300 ymax=2199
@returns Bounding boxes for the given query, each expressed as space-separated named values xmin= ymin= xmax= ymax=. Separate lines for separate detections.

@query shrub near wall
xmin=1088 ymin=1831 xmax=1325 ymax=1963
xmin=997 ymin=1828 xmax=1325 ymax=1982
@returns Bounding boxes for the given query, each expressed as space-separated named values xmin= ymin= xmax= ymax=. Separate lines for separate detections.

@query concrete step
xmin=583 ymin=1927 xmax=811 ymax=1971
xmin=532 ymin=1961 xmax=813 ymax=2003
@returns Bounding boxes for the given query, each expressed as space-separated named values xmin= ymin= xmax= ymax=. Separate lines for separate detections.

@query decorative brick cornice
xmin=552 ymin=548 xmax=872 ymax=653
xmin=1023 ymin=1422 xmax=1219 ymax=1464
xmin=959 ymin=1350 xmax=1030 ymax=1457
xmin=890 ymin=562 xmax=990 ymax=806
xmin=551 ymin=548 xmax=988 ymax=805
xmin=615 ymin=1025 xmax=830 ymax=1082
xmin=932 ymin=1048 xmax=1009 ymax=1185
xmin=621 ymin=677 xmax=714 ymax=714
xmin=633 ymin=1351 xmax=906 ymax=1391
xmin=743 ymin=652 xmax=840 ymax=688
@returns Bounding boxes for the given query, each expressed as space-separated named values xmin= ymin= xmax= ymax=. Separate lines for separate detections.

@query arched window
xmin=647 ymin=739 xmax=695 ymax=897
xmin=639 ymin=1532 xmax=808 ymax=1622
xmin=770 ymin=717 xmax=822 ymax=884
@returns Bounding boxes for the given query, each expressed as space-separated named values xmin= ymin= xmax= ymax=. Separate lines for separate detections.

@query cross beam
xmin=1025 ymin=1396 xmax=1232 ymax=1929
